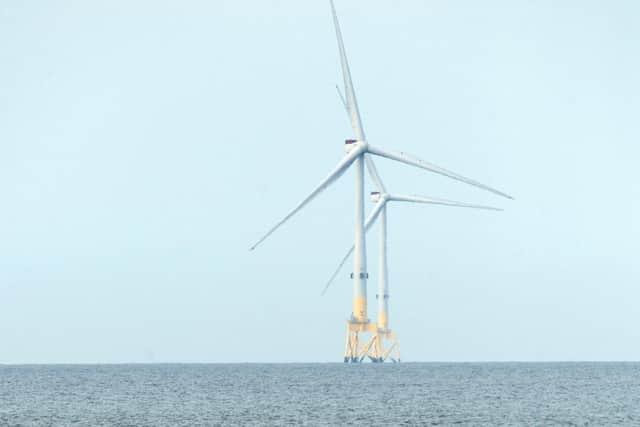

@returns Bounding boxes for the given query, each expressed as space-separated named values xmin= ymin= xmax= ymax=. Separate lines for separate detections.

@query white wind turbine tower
xmin=250 ymin=0 xmax=512 ymax=362
xmin=322 ymin=192 xmax=502 ymax=362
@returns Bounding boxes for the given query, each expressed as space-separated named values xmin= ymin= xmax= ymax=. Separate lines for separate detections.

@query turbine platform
xmin=343 ymin=320 xmax=400 ymax=363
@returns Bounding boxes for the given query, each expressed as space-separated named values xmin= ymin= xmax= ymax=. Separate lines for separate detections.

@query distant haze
xmin=1 ymin=0 xmax=639 ymax=363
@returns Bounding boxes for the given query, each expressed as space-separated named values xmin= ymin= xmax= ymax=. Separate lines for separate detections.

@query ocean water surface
xmin=1 ymin=363 xmax=639 ymax=426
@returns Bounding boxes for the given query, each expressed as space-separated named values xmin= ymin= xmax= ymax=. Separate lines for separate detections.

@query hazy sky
xmin=1 ymin=0 xmax=639 ymax=363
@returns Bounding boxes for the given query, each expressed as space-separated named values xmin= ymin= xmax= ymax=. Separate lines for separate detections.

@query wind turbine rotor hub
xmin=370 ymin=191 xmax=389 ymax=203
xmin=344 ymin=139 xmax=358 ymax=153
xmin=344 ymin=139 xmax=368 ymax=154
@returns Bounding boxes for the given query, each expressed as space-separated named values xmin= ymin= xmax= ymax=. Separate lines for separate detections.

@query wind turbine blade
xmin=330 ymin=0 xmax=366 ymax=140
xmin=364 ymin=199 xmax=386 ymax=231
xmin=364 ymin=154 xmax=386 ymax=193
xmin=334 ymin=91 xmax=384 ymax=191
xmin=389 ymin=194 xmax=503 ymax=211
xmin=250 ymin=146 xmax=364 ymax=251
xmin=330 ymin=3 xmax=385 ymax=193
xmin=321 ymin=200 xmax=385 ymax=295
xmin=367 ymin=144 xmax=513 ymax=200
xmin=336 ymin=84 xmax=348 ymax=111
xmin=321 ymin=246 xmax=353 ymax=296
xmin=334 ymin=88 xmax=384 ymax=191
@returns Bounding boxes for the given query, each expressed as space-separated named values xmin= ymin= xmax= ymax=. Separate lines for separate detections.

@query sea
xmin=1 ymin=363 xmax=639 ymax=426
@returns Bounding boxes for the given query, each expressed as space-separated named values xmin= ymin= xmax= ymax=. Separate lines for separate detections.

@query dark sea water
xmin=1 ymin=363 xmax=639 ymax=426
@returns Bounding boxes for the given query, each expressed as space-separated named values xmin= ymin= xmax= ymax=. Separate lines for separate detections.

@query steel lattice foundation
xmin=343 ymin=320 xmax=400 ymax=363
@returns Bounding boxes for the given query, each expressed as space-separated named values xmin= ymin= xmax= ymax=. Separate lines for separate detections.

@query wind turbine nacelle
xmin=344 ymin=139 xmax=358 ymax=153
xmin=370 ymin=191 xmax=381 ymax=202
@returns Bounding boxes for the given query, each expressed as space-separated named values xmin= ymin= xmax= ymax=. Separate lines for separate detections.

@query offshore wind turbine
xmin=331 ymin=29 xmax=504 ymax=361
xmin=322 ymin=191 xmax=502 ymax=362
xmin=250 ymin=0 xmax=511 ymax=362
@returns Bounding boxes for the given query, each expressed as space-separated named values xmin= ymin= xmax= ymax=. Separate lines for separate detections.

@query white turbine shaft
xmin=352 ymin=153 xmax=367 ymax=322
xmin=377 ymin=203 xmax=389 ymax=331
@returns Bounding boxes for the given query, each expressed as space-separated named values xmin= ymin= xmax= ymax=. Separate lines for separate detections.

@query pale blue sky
xmin=1 ymin=1 xmax=639 ymax=363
